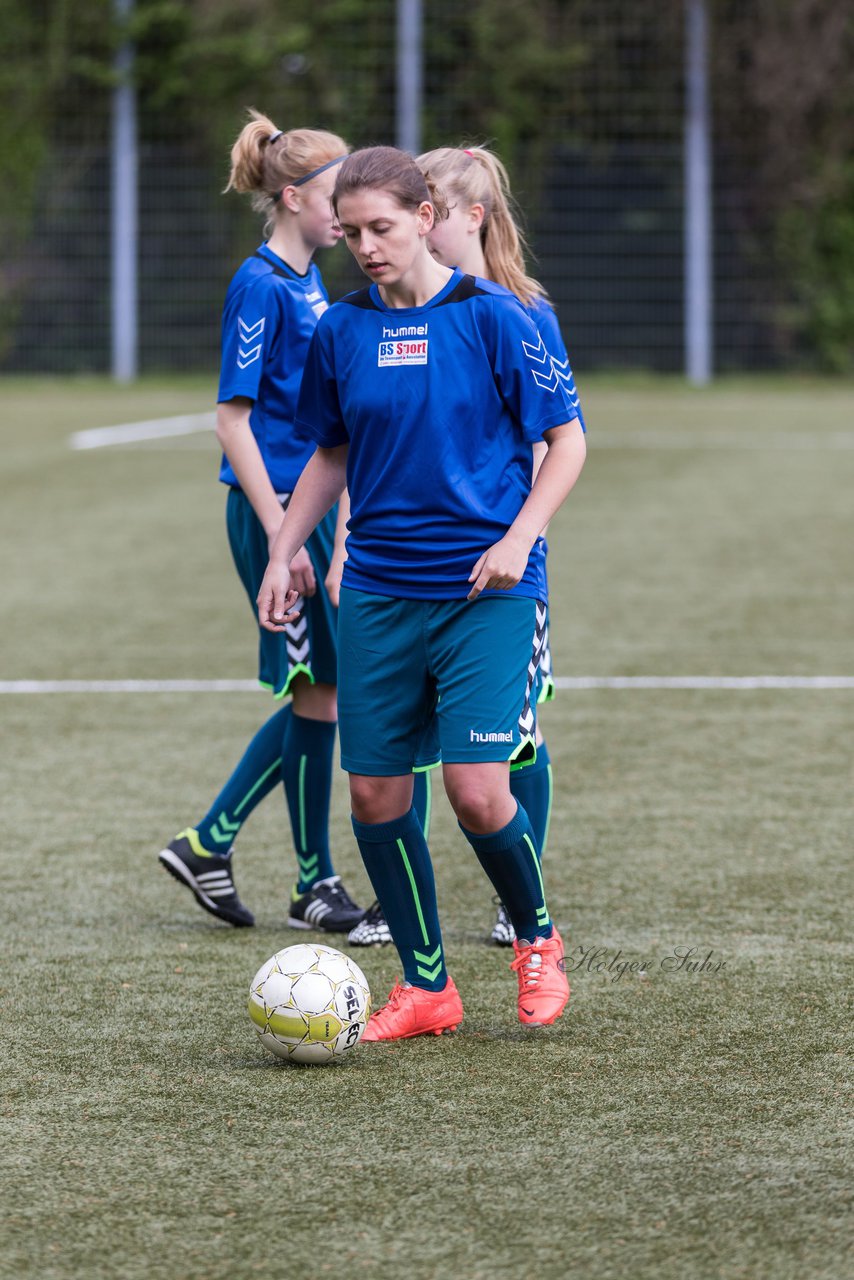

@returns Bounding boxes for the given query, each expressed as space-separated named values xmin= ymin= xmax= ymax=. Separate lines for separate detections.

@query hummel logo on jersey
xmin=522 ymin=333 xmax=562 ymax=392
xmin=237 ymin=316 xmax=265 ymax=368
xmin=470 ymin=729 xmax=514 ymax=743
xmin=382 ymin=323 xmax=428 ymax=337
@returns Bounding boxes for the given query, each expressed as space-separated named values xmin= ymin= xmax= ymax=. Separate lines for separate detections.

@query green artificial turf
xmin=0 ymin=376 xmax=851 ymax=1279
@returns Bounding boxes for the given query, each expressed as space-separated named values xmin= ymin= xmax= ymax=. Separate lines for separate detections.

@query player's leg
xmin=496 ymin=601 xmax=554 ymax=944
xmin=157 ymin=488 xmax=290 ymax=927
xmin=338 ymin=590 xmax=462 ymax=1040
xmin=412 ymin=765 xmax=433 ymax=837
xmin=158 ymin=492 xmax=359 ymax=930
xmin=498 ymin=731 xmax=553 ymax=945
xmin=279 ymin=508 xmax=364 ymax=932
xmin=511 ymin=606 xmax=555 ymax=860
xmin=431 ymin=596 xmax=568 ymax=1027
xmin=158 ymin=701 xmax=290 ymax=926
xmin=347 ymin=750 xmax=438 ymax=949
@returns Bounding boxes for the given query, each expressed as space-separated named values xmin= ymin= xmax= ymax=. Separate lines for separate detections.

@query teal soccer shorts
xmin=337 ymin=589 xmax=543 ymax=776
xmin=226 ymin=487 xmax=338 ymax=697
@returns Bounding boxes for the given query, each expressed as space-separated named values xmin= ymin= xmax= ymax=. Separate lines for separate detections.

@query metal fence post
xmin=684 ymin=0 xmax=713 ymax=384
xmin=111 ymin=0 xmax=138 ymax=381
xmin=396 ymin=0 xmax=423 ymax=155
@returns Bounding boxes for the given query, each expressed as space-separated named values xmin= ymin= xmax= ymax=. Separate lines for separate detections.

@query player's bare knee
xmin=444 ymin=774 xmax=512 ymax=834
xmin=349 ymin=774 xmax=412 ymax=825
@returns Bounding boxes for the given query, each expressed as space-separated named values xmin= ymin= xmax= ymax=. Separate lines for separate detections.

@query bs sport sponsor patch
xmin=378 ymin=322 xmax=429 ymax=367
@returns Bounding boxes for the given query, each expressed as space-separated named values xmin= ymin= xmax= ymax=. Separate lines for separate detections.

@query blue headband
xmin=292 ymin=155 xmax=348 ymax=187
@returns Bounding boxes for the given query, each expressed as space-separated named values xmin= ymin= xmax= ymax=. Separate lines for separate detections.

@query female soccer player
xmin=417 ymin=143 xmax=586 ymax=946
xmin=158 ymin=111 xmax=365 ymax=934
xmin=257 ymin=146 xmax=587 ymax=1040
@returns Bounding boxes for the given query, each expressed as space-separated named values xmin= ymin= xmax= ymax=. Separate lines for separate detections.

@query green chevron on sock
xmin=351 ymin=808 xmax=448 ymax=992
xmin=413 ymin=944 xmax=444 ymax=983
xmin=210 ymin=812 xmax=241 ymax=846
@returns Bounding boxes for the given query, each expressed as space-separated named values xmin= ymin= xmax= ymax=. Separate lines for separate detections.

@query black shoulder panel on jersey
xmin=334 ymin=276 xmax=485 ymax=312
xmin=433 ymin=274 xmax=490 ymax=308
xmin=338 ymin=287 xmax=378 ymax=310
xmin=252 ymin=251 xmax=310 ymax=280
xmin=253 ymin=251 xmax=284 ymax=277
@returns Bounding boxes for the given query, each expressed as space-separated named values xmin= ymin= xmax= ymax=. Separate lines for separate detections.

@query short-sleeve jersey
xmin=217 ymin=245 xmax=328 ymax=493
xmin=295 ymin=269 xmax=579 ymax=601
xmin=527 ymin=298 xmax=586 ymax=434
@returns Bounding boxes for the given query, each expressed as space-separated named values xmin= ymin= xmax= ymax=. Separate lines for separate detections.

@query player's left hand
xmin=257 ymin=561 xmax=301 ymax=631
xmin=467 ymin=535 xmax=530 ymax=600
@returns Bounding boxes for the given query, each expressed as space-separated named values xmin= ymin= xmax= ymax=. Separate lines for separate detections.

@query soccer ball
xmin=248 ymin=943 xmax=371 ymax=1065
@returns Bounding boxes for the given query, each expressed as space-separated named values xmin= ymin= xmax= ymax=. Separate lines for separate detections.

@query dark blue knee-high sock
xmin=509 ymin=742 xmax=553 ymax=859
xmin=351 ymin=807 xmax=446 ymax=991
xmin=195 ymin=705 xmax=291 ymax=854
xmin=412 ymin=768 xmax=433 ymax=838
xmin=460 ymin=803 xmax=552 ymax=942
xmin=281 ymin=714 xmax=337 ymax=892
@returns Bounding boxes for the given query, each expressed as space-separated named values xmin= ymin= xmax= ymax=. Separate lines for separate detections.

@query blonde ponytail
xmin=225 ymin=108 xmax=349 ymax=228
xmin=417 ymin=144 xmax=546 ymax=308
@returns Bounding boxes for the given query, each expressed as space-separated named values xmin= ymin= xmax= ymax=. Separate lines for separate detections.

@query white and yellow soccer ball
xmin=248 ymin=943 xmax=371 ymax=1065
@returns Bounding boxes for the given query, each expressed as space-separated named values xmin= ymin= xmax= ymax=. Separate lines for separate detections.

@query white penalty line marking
xmin=69 ymin=413 xmax=216 ymax=450
xmin=592 ymin=431 xmax=854 ymax=451
xmin=67 ymin=417 xmax=854 ymax=453
xmin=2 ymin=677 xmax=853 ymax=695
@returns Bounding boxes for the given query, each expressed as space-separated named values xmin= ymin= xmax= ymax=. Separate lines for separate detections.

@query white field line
xmin=67 ymin=416 xmax=854 ymax=453
xmin=592 ymin=431 xmax=854 ymax=451
xmin=2 ymin=676 xmax=853 ymax=695
xmin=69 ymin=413 xmax=216 ymax=450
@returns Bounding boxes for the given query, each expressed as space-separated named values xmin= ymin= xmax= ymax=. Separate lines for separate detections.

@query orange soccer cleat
xmin=361 ymin=977 xmax=464 ymax=1042
xmin=511 ymin=928 xmax=570 ymax=1027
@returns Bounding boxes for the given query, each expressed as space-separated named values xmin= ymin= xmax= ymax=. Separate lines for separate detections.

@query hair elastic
xmin=293 ymin=155 xmax=348 ymax=187
xmin=268 ymin=130 xmax=283 ymax=144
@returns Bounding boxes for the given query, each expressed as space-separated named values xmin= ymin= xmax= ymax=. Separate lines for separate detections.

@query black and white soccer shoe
xmin=158 ymin=831 xmax=255 ymax=927
xmin=490 ymin=898 xmax=517 ymax=947
xmin=287 ymin=876 xmax=365 ymax=933
xmin=347 ymin=900 xmax=393 ymax=946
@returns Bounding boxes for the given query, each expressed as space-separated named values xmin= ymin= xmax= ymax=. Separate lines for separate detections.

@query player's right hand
xmin=257 ymin=562 xmax=301 ymax=631
xmin=288 ymin=546 xmax=317 ymax=598
xmin=324 ymin=553 xmax=345 ymax=607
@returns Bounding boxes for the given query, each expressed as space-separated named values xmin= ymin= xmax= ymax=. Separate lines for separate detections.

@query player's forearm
xmin=216 ymin=400 xmax=283 ymax=537
xmin=269 ymin=444 xmax=348 ymax=566
xmin=509 ymin=419 xmax=586 ymax=550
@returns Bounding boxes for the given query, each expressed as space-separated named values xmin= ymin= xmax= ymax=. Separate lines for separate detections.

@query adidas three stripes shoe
xmin=287 ymin=876 xmax=365 ymax=933
xmin=158 ymin=830 xmax=255 ymax=927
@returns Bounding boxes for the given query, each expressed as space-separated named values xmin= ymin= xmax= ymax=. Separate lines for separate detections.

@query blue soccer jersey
xmin=217 ymin=245 xmax=329 ymax=493
xmin=295 ymin=270 xmax=579 ymax=601
xmin=527 ymin=297 xmax=586 ymax=434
